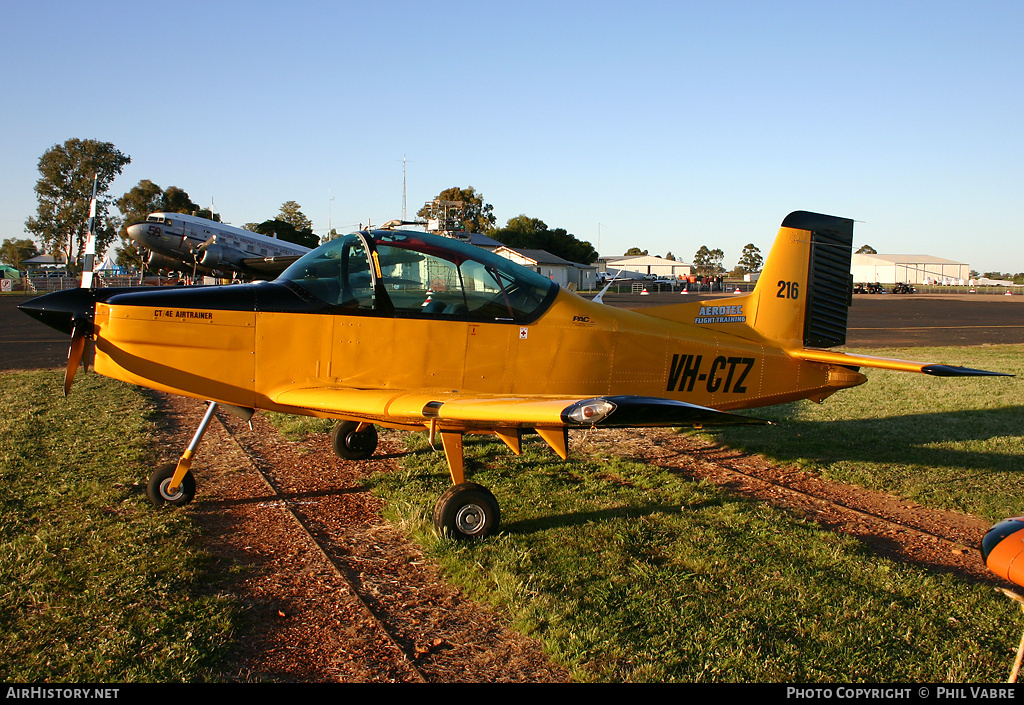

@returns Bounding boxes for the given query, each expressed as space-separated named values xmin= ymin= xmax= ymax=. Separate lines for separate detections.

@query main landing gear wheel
xmin=147 ymin=463 xmax=196 ymax=507
xmin=433 ymin=482 xmax=500 ymax=540
xmin=330 ymin=421 xmax=378 ymax=460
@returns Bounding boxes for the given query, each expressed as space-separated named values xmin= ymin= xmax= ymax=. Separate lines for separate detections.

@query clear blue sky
xmin=1 ymin=0 xmax=1021 ymax=273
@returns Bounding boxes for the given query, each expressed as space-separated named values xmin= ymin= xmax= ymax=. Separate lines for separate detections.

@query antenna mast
xmin=401 ymin=155 xmax=408 ymax=221
xmin=328 ymin=188 xmax=334 ymax=239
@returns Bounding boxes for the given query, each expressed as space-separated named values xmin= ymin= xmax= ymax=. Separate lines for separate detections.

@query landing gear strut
xmin=326 ymin=422 xmax=501 ymax=539
xmin=147 ymin=401 xmax=218 ymax=507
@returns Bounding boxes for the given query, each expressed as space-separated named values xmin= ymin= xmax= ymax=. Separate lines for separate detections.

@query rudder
xmin=748 ymin=211 xmax=854 ymax=348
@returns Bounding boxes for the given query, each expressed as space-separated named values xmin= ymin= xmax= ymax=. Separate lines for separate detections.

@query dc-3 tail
xmin=643 ymin=211 xmax=1009 ymax=377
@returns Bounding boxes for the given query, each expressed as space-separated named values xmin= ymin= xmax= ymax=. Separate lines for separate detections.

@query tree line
xmin=413 ymin=186 xmax=768 ymax=273
xmin=622 ymin=243 xmax=762 ymax=276
xmin=8 ymin=138 xmax=762 ymax=275
xmin=416 ymin=186 xmax=599 ymax=264
xmin=7 ymin=138 xmax=320 ymax=271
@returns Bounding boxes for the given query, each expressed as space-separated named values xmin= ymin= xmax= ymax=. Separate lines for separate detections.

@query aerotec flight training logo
xmin=694 ymin=305 xmax=745 ymax=324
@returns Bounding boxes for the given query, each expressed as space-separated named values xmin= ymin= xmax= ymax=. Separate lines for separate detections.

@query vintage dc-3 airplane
xmin=20 ymin=210 xmax=1009 ymax=539
xmin=126 ymin=212 xmax=311 ymax=279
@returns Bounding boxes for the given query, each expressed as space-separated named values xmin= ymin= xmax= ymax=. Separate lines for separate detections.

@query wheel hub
xmin=159 ymin=479 xmax=184 ymax=502
xmin=454 ymin=503 xmax=486 ymax=535
xmin=346 ymin=431 xmax=373 ymax=454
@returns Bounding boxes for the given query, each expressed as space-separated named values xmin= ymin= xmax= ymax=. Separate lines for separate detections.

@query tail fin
xmin=748 ymin=211 xmax=854 ymax=348
xmin=639 ymin=211 xmax=854 ymax=350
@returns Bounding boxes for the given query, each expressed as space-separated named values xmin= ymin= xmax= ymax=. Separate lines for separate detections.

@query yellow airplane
xmin=20 ymin=211 xmax=1009 ymax=539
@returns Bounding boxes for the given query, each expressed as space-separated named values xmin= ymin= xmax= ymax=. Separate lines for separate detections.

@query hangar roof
xmin=603 ymin=255 xmax=689 ymax=266
xmin=853 ymin=253 xmax=966 ymax=266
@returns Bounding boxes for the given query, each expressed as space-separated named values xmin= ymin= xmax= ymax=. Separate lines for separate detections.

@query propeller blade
xmin=64 ymin=323 xmax=87 ymax=396
xmin=81 ymin=174 xmax=99 ymax=290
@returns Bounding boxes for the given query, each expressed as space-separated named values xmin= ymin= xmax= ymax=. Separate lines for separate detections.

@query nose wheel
xmin=147 ymin=463 xmax=196 ymax=506
xmin=433 ymin=482 xmax=500 ymax=539
xmin=146 ymin=400 xmax=220 ymax=508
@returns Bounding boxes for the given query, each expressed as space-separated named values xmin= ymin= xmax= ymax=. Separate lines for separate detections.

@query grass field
xmin=0 ymin=371 xmax=237 ymax=682
xmin=1 ymin=343 xmax=1021 ymax=682
xmin=705 ymin=344 xmax=1024 ymax=521
xmin=369 ymin=435 xmax=1020 ymax=681
xmin=280 ymin=344 xmax=1024 ymax=680
xmin=291 ymin=344 xmax=1024 ymax=682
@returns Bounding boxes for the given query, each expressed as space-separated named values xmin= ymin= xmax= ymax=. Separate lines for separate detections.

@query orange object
xmin=982 ymin=518 xmax=1024 ymax=585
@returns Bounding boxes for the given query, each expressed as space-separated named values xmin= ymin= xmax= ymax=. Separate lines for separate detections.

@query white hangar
xmin=851 ymin=253 xmax=970 ymax=285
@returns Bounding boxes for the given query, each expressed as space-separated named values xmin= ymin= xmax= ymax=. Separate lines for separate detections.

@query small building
xmin=601 ymin=255 xmax=692 ymax=280
xmin=466 ymin=232 xmax=504 ymax=251
xmin=22 ymin=253 xmax=67 ymax=269
xmin=851 ymin=254 xmax=970 ymax=285
xmin=493 ymin=246 xmax=598 ymax=290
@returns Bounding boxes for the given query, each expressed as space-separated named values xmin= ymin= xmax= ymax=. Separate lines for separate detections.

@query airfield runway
xmin=2 ymin=291 xmax=1022 ymax=371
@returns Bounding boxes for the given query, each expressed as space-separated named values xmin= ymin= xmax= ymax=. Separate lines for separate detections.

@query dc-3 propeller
xmin=18 ymin=209 xmax=1014 ymax=546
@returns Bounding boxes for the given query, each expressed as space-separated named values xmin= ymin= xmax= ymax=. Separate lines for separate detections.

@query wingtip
xmin=921 ymin=365 xmax=1015 ymax=378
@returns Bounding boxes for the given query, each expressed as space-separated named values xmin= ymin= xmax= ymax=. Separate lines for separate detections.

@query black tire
xmin=331 ymin=421 xmax=378 ymax=460
xmin=147 ymin=463 xmax=196 ymax=507
xmin=433 ymin=482 xmax=500 ymax=539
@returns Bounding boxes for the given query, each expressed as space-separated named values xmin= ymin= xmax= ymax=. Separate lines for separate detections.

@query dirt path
xmin=157 ymin=394 xmax=570 ymax=682
xmin=154 ymin=394 xmax=1010 ymax=683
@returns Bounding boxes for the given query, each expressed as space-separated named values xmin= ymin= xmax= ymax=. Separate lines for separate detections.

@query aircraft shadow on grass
xmin=705 ymin=405 xmax=1024 ymax=475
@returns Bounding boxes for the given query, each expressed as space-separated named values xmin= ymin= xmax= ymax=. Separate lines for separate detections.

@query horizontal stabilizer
xmin=792 ymin=349 xmax=1012 ymax=377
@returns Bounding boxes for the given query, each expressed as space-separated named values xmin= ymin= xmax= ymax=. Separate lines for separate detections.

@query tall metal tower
xmin=401 ymin=155 xmax=408 ymax=221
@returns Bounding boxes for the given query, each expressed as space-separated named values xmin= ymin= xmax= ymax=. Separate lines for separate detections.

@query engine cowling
xmin=198 ymin=244 xmax=224 ymax=269
xmin=199 ymin=244 xmax=245 ymax=271
xmin=146 ymin=251 xmax=187 ymax=272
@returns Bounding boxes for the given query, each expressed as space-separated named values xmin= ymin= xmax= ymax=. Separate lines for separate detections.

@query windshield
xmin=278 ymin=232 xmax=376 ymax=310
xmin=278 ymin=229 xmax=557 ymax=322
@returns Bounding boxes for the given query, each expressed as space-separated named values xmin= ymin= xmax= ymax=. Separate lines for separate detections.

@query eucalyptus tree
xmin=736 ymin=243 xmax=763 ymax=273
xmin=491 ymin=214 xmax=598 ymax=264
xmin=692 ymin=245 xmax=724 ymax=276
xmin=418 ymin=186 xmax=496 ymax=233
xmin=25 ymin=138 xmax=130 ymax=266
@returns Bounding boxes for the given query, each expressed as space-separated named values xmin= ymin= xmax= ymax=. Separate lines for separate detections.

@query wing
xmin=271 ymin=386 xmax=769 ymax=431
xmin=239 ymin=255 xmax=304 ymax=278
xmin=272 ymin=385 xmax=769 ymax=485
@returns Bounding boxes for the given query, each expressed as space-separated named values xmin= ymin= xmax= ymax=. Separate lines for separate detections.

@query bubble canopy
xmin=278 ymin=229 xmax=559 ymax=323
